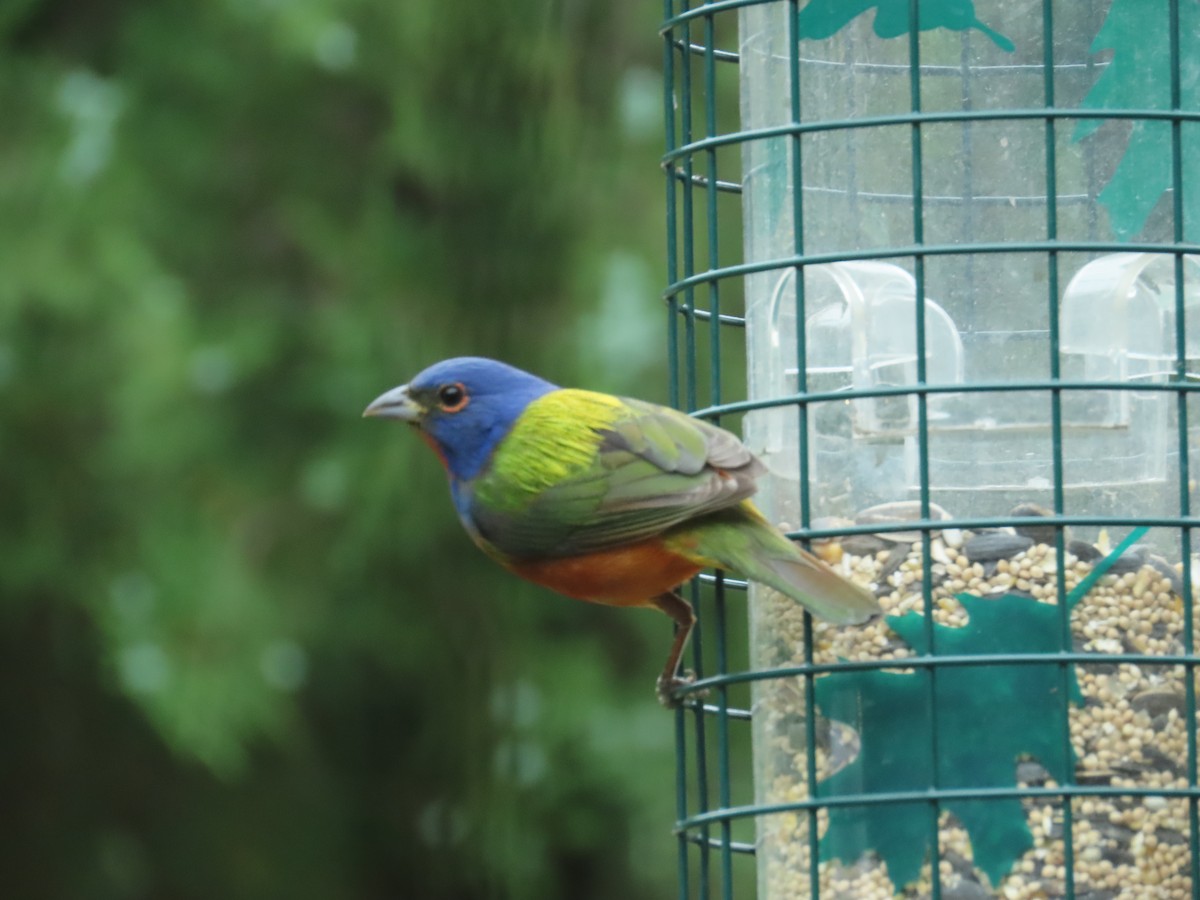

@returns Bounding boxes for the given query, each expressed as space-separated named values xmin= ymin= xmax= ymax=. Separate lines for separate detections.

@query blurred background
xmin=0 ymin=1 xmax=700 ymax=897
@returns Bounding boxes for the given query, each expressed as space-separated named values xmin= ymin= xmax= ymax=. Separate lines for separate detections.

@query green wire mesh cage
xmin=662 ymin=1 xmax=1200 ymax=897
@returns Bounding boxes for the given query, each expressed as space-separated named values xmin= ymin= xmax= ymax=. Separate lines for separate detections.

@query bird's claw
xmin=657 ymin=670 xmax=706 ymax=708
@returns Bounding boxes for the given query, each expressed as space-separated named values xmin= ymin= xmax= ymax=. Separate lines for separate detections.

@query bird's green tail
xmin=666 ymin=503 xmax=881 ymax=625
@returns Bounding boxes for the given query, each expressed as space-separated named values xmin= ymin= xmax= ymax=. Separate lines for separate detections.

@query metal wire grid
xmin=661 ymin=1 xmax=1200 ymax=898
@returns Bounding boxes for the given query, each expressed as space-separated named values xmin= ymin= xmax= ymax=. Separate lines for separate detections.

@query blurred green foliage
xmin=0 ymin=0 xmax=684 ymax=897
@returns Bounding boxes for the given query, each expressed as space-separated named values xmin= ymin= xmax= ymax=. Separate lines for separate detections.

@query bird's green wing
xmin=468 ymin=389 xmax=765 ymax=559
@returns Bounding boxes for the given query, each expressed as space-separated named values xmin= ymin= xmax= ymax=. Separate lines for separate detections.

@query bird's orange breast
xmin=508 ymin=539 xmax=703 ymax=608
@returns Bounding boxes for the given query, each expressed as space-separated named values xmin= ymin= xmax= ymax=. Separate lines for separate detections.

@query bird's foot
xmin=656 ymin=670 xmax=705 ymax=708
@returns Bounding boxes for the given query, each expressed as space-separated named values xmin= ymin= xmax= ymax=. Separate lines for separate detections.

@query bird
xmin=364 ymin=357 xmax=881 ymax=706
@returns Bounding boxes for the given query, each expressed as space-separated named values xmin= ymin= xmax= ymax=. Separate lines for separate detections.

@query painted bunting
xmin=365 ymin=357 xmax=880 ymax=705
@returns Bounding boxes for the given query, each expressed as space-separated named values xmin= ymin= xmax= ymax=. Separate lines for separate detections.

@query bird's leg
xmin=650 ymin=591 xmax=696 ymax=708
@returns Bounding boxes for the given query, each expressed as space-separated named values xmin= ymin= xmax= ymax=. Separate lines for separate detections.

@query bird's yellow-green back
xmin=478 ymin=389 xmax=628 ymax=508
xmin=465 ymin=388 xmax=763 ymax=561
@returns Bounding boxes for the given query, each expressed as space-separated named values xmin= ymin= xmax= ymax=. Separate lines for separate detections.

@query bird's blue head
xmin=364 ymin=357 xmax=557 ymax=481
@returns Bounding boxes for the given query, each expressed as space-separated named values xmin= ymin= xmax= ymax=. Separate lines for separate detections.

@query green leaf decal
xmin=816 ymin=593 xmax=1081 ymax=889
xmin=815 ymin=528 xmax=1148 ymax=890
xmin=1075 ymin=0 xmax=1200 ymax=239
xmin=797 ymin=0 xmax=1015 ymax=51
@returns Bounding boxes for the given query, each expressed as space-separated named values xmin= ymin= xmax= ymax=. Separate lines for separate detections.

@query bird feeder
xmin=663 ymin=0 xmax=1200 ymax=897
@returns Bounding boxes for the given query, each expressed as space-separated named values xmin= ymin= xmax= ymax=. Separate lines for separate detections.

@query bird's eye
xmin=438 ymin=382 xmax=469 ymax=412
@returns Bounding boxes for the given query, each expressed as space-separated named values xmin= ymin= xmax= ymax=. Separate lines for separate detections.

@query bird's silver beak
xmin=363 ymin=383 xmax=423 ymax=422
